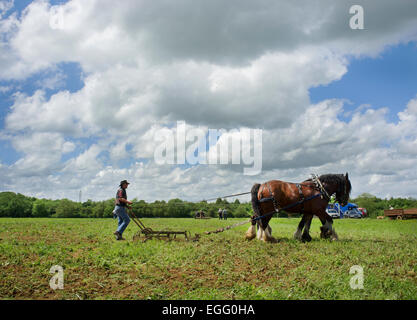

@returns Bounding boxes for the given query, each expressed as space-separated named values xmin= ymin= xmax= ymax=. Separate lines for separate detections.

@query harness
xmin=258 ymin=182 xmax=279 ymax=213
xmin=296 ymin=183 xmax=305 ymax=213
xmin=253 ymin=193 xmax=323 ymax=222
xmin=255 ymin=174 xmax=330 ymax=220
xmin=310 ymin=173 xmax=331 ymax=200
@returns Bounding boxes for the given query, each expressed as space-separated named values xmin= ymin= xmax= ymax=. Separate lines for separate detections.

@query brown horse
xmin=245 ymin=173 xmax=351 ymax=242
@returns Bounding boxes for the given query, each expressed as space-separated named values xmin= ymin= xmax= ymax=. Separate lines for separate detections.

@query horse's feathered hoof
xmin=245 ymin=224 xmax=256 ymax=240
xmin=301 ymin=233 xmax=312 ymax=242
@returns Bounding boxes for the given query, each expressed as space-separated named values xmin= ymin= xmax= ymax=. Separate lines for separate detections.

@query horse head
xmin=335 ymin=172 xmax=351 ymax=207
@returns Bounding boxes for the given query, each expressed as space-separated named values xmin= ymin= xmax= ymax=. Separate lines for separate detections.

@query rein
xmin=252 ymin=192 xmax=323 ymax=222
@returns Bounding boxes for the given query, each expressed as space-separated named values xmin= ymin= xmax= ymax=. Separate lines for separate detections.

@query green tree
xmin=0 ymin=192 xmax=17 ymax=217
xmin=32 ymin=199 xmax=49 ymax=217
xmin=352 ymin=193 xmax=384 ymax=218
xmin=54 ymin=199 xmax=81 ymax=218
xmin=6 ymin=194 xmax=33 ymax=217
xmin=234 ymin=204 xmax=250 ymax=217
xmin=92 ymin=201 xmax=106 ymax=218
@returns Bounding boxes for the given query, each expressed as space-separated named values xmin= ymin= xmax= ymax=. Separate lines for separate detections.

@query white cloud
xmin=3 ymin=96 xmax=417 ymax=201
xmin=2 ymin=0 xmax=417 ymax=79
xmin=1 ymin=1 xmax=417 ymax=200
xmin=0 ymin=85 xmax=12 ymax=93
xmin=35 ymin=69 xmax=66 ymax=90
xmin=0 ymin=0 xmax=13 ymax=18
xmin=5 ymin=90 xmax=84 ymax=135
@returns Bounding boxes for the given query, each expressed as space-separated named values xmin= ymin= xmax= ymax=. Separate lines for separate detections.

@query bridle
xmin=310 ymin=174 xmax=331 ymax=201
xmin=308 ymin=174 xmax=348 ymax=205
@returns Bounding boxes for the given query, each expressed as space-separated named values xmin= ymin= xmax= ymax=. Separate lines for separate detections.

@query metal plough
xmin=128 ymin=208 xmax=200 ymax=242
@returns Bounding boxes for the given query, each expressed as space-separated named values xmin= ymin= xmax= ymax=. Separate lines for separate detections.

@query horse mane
xmin=306 ymin=174 xmax=351 ymax=196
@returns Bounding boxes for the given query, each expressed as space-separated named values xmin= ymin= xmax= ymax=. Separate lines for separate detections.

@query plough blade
xmin=133 ymin=230 xmax=200 ymax=242
xmin=128 ymin=208 xmax=198 ymax=242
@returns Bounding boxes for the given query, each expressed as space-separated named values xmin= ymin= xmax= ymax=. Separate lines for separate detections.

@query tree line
xmin=0 ymin=192 xmax=252 ymax=218
xmin=0 ymin=191 xmax=416 ymax=218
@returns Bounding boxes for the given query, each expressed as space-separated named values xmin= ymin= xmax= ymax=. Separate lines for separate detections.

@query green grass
xmin=0 ymin=217 xmax=416 ymax=300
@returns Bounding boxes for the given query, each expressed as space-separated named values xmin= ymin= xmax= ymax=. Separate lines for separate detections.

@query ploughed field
xmin=0 ymin=218 xmax=416 ymax=300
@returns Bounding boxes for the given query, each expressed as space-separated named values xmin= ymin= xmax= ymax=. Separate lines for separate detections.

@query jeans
xmin=114 ymin=205 xmax=130 ymax=235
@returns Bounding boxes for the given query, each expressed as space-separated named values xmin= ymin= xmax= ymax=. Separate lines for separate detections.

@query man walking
xmin=218 ymin=208 xmax=223 ymax=220
xmin=113 ymin=180 xmax=132 ymax=240
xmin=222 ymin=208 xmax=228 ymax=220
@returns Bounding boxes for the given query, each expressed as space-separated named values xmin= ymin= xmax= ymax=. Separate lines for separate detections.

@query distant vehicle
xmin=346 ymin=207 xmax=363 ymax=218
xmin=326 ymin=203 xmax=366 ymax=219
xmin=326 ymin=207 xmax=340 ymax=219
xmin=384 ymin=208 xmax=417 ymax=220
xmin=358 ymin=208 xmax=367 ymax=217
xmin=326 ymin=204 xmax=341 ymax=218
xmin=195 ymin=210 xmax=210 ymax=219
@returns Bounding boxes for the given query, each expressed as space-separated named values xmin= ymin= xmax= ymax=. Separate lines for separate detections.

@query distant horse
xmin=246 ymin=173 xmax=351 ymax=242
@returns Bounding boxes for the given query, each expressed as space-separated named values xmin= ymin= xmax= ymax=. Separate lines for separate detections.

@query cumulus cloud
xmin=2 ymin=0 xmax=417 ymax=78
xmin=1 ymin=0 xmax=417 ymax=200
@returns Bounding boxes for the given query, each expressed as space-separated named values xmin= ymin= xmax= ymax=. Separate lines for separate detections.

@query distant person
xmin=113 ymin=180 xmax=132 ymax=240
xmin=222 ymin=208 xmax=228 ymax=220
xmin=218 ymin=208 xmax=223 ymax=220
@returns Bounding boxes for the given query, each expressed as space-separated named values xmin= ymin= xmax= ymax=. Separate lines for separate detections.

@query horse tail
xmin=251 ymin=183 xmax=262 ymax=218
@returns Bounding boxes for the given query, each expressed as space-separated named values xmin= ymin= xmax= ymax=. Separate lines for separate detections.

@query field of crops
xmin=1 ymin=217 xmax=416 ymax=300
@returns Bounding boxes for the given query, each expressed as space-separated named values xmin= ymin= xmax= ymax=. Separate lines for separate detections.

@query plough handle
xmin=127 ymin=207 xmax=151 ymax=232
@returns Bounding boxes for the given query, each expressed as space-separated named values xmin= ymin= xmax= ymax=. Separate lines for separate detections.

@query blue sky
xmin=310 ymin=42 xmax=417 ymax=122
xmin=0 ymin=61 xmax=84 ymax=165
xmin=3 ymin=0 xmax=68 ymax=17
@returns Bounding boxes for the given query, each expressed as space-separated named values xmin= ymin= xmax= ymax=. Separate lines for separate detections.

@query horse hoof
xmin=293 ymin=230 xmax=302 ymax=241
xmin=302 ymin=234 xmax=312 ymax=242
